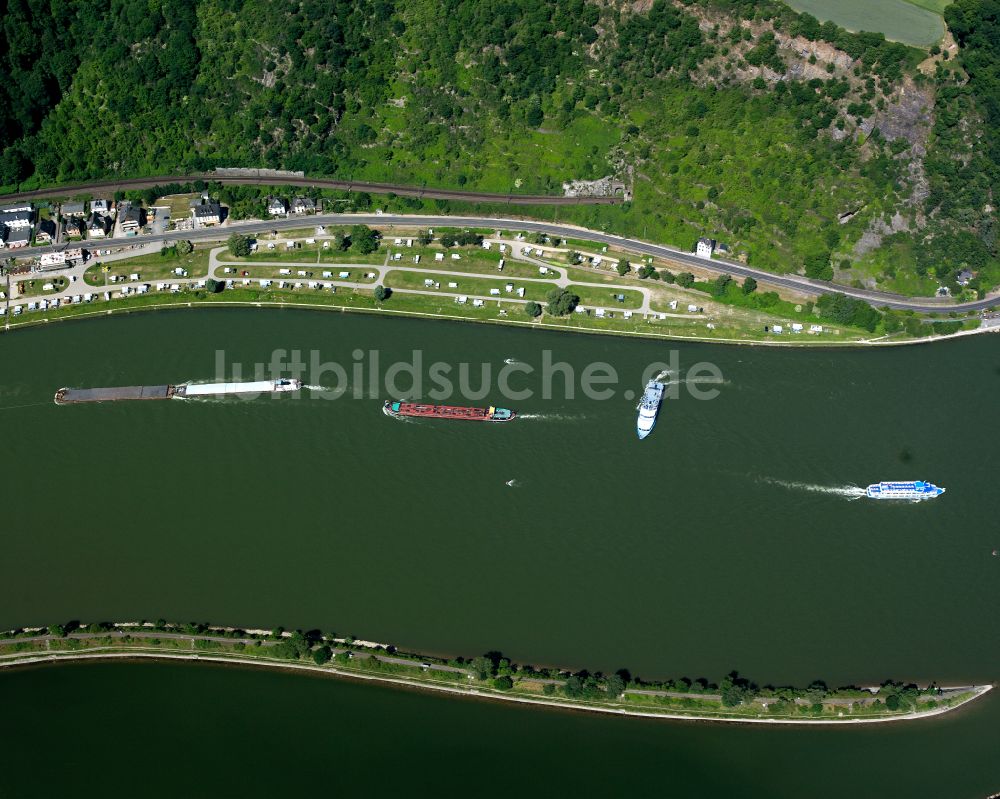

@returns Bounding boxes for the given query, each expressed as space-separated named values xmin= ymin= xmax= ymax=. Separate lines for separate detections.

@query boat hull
xmin=866 ymin=481 xmax=945 ymax=500
xmin=636 ymin=380 xmax=666 ymax=439
xmin=384 ymin=400 xmax=515 ymax=421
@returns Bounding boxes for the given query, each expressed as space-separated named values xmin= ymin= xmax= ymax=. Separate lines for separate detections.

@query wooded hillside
xmin=1 ymin=0 xmax=996 ymax=294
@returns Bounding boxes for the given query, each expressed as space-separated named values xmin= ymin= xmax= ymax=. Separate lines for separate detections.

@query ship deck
xmin=56 ymin=385 xmax=173 ymax=403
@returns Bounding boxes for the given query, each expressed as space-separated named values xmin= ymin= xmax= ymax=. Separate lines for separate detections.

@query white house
xmin=267 ymin=198 xmax=288 ymax=216
xmin=0 ymin=209 xmax=33 ymax=229
xmin=696 ymin=237 xmax=715 ymax=258
xmin=192 ymin=200 xmax=222 ymax=226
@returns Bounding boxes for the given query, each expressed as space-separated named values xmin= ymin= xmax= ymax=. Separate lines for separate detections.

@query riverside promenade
xmin=0 ymin=626 xmax=990 ymax=726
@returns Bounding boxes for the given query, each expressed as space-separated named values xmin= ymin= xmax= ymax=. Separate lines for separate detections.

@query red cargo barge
xmin=383 ymin=400 xmax=515 ymax=422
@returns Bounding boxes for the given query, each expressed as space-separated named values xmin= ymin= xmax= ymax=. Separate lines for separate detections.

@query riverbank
xmin=2 ymin=278 xmax=993 ymax=349
xmin=1 ymin=624 xmax=989 ymax=725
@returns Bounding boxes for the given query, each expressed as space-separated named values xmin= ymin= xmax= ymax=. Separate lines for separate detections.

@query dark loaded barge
xmin=382 ymin=400 xmax=516 ymax=421
xmin=55 ymin=379 xmax=301 ymax=405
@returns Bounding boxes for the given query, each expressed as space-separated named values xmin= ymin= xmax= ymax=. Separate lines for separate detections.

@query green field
xmin=903 ymin=0 xmax=952 ymax=13
xmin=84 ymin=247 xmax=210 ymax=286
xmin=783 ymin=0 xmax=945 ymax=46
xmin=384 ymin=270 xmax=558 ymax=303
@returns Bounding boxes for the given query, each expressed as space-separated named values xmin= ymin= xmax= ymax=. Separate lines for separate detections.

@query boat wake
xmin=505 ymin=479 xmax=520 ymax=488
xmin=516 ymin=413 xmax=585 ymax=422
xmin=303 ymin=384 xmax=347 ymax=394
xmin=762 ymin=478 xmax=867 ymax=500
xmin=382 ymin=406 xmax=417 ymax=423
xmin=664 ymin=377 xmax=729 ymax=387
xmin=504 ymin=358 xmax=521 ymax=365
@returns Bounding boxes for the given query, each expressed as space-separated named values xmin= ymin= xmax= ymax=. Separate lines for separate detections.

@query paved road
xmin=8 ymin=213 xmax=1000 ymax=314
xmin=0 ymin=174 xmax=619 ymax=206
xmin=0 ymin=630 xmax=471 ymax=675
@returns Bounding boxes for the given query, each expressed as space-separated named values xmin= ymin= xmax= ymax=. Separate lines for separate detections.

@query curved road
xmin=10 ymin=212 xmax=1000 ymax=314
xmin=0 ymin=174 xmax=620 ymax=206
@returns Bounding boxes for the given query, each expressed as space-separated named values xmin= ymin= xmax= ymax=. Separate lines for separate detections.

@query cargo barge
xmin=383 ymin=400 xmax=515 ymax=421
xmin=55 ymin=378 xmax=301 ymax=404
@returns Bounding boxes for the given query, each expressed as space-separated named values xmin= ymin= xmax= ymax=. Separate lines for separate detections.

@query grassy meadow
xmin=783 ymin=0 xmax=946 ymax=46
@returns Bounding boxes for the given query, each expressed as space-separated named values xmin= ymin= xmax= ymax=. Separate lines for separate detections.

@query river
xmin=1 ymin=309 xmax=998 ymax=796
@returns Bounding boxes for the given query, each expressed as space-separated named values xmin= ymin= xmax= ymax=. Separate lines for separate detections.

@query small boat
xmin=383 ymin=400 xmax=515 ymax=421
xmin=636 ymin=380 xmax=665 ymax=440
xmin=865 ymin=481 xmax=945 ymax=500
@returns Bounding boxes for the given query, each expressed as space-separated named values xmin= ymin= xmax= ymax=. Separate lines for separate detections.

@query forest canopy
xmin=0 ymin=0 xmax=997 ymax=294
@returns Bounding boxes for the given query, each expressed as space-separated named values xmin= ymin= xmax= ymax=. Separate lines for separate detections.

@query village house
xmin=0 ymin=208 xmax=33 ymax=230
xmin=65 ymin=217 xmax=86 ymax=238
xmin=35 ymin=218 xmax=57 ymax=243
xmin=191 ymin=198 xmax=222 ymax=226
xmin=91 ymin=199 xmax=111 ymax=215
xmin=88 ymin=213 xmax=113 ymax=237
xmin=4 ymin=226 xmax=31 ymax=249
xmin=267 ymin=197 xmax=289 ymax=216
xmin=695 ymin=237 xmax=715 ymax=258
xmin=957 ymin=269 xmax=974 ymax=286
xmin=120 ymin=204 xmax=144 ymax=233
xmin=61 ymin=201 xmax=86 ymax=217
xmin=292 ymin=196 xmax=316 ymax=214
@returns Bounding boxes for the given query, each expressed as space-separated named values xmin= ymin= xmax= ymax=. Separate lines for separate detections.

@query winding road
xmin=7 ymin=212 xmax=1000 ymax=314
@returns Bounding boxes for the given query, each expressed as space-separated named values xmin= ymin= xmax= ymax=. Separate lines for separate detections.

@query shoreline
xmin=2 ymin=292 xmax=994 ymax=349
xmin=1 ymin=648 xmax=990 ymax=726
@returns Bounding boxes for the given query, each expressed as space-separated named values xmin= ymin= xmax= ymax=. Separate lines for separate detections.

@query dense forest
xmin=0 ymin=0 xmax=997 ymax=294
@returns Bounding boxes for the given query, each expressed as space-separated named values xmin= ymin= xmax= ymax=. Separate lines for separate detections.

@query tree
xmin=566 ymin=250 xmax=580 ymax=264
xmin=205 ymin=278 xmax=221 ymax=293
xmin=351 ymin=224 xmax=381 ymax=254
xmin=374 ymin=285 xmax=391 ymax=301
xmin=48 ymin=624 xmax=66 ymax=638
xmin=660 ymin=269 xmax=675 ymax=283
xmin=525 ymin=300 xmax=542 ymax=318
xmin=312 ymin=645 xmax=332 ymax=665
xmin=676 ymin=272 xmax=695 ymax=288
xmin=543 ymin=682 xmax=556 ymax=695
xmin=417 ymin=229 xmax=433 ymax=245
xmin=471 ymin=656 xmax=494 ymax=680
xmin=526 ymin=103 xmax=544 ymax=127
xmin=711 ymin=274 xmax=733 ymax=297
xmin=492 ymin=675 xmax=514 ymax=690
xmin=227 ymin=234 xmax=251 ymax=258
xmin=616 ymin=259 xmax=630 ymax=277
xmin=546 ymin=288 xmax=579 ymax=315
xmin=742 ymin=276 xmax=757 ymax=294
xmin=804 ymin=250 xmax=833 ymax=280
xmin=563 ymin=675 xmax=584 ymax=697
xmin=606 ymin=673 xmax=626 ymax=698
xmin=176 ymin=240 xmax=193 ymax=255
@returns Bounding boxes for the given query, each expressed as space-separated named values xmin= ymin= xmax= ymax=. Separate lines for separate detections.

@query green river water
xmin=1 ymin=309 xmax=998 ymax=796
